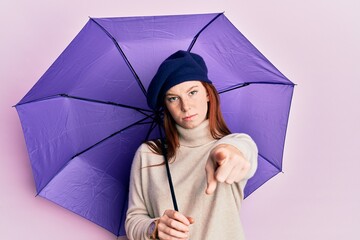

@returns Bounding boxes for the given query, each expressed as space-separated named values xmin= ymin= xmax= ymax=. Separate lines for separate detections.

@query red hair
xmin=147 ymin=82 xmax=231 ymax=161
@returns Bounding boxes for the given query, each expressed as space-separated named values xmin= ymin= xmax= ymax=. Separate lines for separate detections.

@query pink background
xmin=1 ymin=0 xmax=359 ymax=239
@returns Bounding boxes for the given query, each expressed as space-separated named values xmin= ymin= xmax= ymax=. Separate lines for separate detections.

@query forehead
xmin=166 ymin=80 xmax=203 ymax=94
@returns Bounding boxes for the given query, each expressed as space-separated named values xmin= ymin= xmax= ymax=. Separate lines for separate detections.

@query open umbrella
xmin=15 ymin=12 xmax=294 ymax=236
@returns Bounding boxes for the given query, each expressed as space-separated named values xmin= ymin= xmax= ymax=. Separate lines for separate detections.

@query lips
xmin=183 ymin=114 xmax=197 ymax=121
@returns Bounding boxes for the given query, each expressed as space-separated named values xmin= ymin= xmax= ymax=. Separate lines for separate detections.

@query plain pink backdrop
xmin=1 ymin=0 xmax=359 ymax=239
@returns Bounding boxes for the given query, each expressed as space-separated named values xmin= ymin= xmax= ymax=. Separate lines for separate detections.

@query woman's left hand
xmin=205 ymin=144 xmax=250 ymax=194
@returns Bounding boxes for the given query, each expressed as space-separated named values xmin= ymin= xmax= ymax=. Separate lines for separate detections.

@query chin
xmin=181 ymin=121 xmax=202 ymax=129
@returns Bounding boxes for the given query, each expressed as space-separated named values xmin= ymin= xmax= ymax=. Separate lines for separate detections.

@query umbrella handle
xmin=158 ymin=124 xmax=179 ymax=211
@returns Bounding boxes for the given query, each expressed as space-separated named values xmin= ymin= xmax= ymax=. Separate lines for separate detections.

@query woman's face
xmin=165 ymin=80 xmax=209 ymax=129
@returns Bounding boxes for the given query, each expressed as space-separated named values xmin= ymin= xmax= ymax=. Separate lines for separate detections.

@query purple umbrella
xmin=15 ymin=13 xmax=294 ymax=236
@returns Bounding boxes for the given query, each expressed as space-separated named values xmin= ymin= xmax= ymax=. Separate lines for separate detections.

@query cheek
xmin=166 ymin=104 xmax=179 ymax=119
xmin=199 ymin=98 xmax=209 ymax=113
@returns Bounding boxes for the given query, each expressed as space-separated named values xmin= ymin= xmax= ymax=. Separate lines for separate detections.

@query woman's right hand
xmin=157 ymin=209 xmax=194 ymax=240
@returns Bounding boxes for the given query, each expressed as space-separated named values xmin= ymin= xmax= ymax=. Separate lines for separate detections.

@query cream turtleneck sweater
xmin=125 ymin=120 xmax=258 ymax=240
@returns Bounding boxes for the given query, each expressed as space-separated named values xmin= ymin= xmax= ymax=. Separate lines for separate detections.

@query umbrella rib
xmin=258 ymin=153 xmax=282 ymax=172
xmin=218 ymin=81 xmax=295 ymax=94
xmin=60 ymin=93 xmax=152 ymax=115
xmin=16 ymin=93 xmax=152 ymax=115
xmin=188 ymin=12 xmax=223 ymax=51
xmin=242 ymin=153 xmax=283 ymax=199
xmin=246 ymin=84 xmax=295 ymax=195
xmin=14 ymin=94 xmax=67 ymax=107
xmin=71 ymin=115 xmax=152 ymax=159
xmin=144 ymin=117 xmax=162 ymax=142
xmin=244 ymin=171 xmax=282 ymax=199
xmin=90 ymin=18 xmax=147 ymax=97
xmin=218 ymin=83 xmax=250 ymax=94
xmin=36 ymin=115 xmax=153 ymax=195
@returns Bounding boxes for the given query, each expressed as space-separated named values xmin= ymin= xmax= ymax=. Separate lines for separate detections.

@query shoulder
xmin=133 ymin=141 xmax=163 ymax=163
xmin=136 ymin=142 xmax=153 ymax=153
xmin=218 ymin=133 xmax=256 ymax=145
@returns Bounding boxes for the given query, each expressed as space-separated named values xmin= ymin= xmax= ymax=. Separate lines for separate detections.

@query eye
xmin=167 ymin=96 xmax=179 ymax=102
xmin=189 ymin=90 xmax=198 ymax=96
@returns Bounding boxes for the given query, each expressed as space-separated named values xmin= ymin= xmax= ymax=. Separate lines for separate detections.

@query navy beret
xmin=147 ymin=50 xmax=212 ymax=110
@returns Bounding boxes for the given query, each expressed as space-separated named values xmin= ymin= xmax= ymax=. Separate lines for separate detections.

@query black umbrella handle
xmin=158 ymin=124 xmax=179 ymax=212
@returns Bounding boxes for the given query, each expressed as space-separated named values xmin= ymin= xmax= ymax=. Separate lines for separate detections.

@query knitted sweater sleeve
xmin=125 ymin=145 xmax=154 ymax=240
xmin=214 ymin=133 xmax=258 ymax=195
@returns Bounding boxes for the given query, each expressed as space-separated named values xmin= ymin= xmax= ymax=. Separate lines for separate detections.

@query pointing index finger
xmin=214 ymin=147 xmax=228 ymax=166
xmin=205 ymin=158 xmax=217 ymax=194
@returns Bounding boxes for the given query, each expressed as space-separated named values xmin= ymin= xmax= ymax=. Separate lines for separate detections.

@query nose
xmin=181 ymin=98 xmax=190 ymax=112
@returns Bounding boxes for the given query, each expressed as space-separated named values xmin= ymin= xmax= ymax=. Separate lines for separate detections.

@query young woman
xmin=125 ymin=50 xmax=258 ymax=240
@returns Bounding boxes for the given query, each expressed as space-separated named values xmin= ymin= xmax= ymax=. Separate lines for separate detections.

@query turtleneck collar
xmin=176 ymin=120 xmax=215 ymax=147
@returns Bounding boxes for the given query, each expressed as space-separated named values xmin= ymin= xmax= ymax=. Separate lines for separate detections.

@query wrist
xmin=147 ymin=219 xmax=159 ymax=239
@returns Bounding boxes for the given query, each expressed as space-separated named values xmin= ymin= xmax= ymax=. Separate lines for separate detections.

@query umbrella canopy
xmin=15 ymin=12 xmax=294 ymax=236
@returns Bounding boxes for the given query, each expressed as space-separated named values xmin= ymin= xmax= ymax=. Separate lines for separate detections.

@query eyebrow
xmin=166 ymin=85 xmax=199 ymax=96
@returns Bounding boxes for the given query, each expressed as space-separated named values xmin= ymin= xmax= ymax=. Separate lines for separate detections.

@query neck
xmin=176 ymin=120 xmax=215 ymax=147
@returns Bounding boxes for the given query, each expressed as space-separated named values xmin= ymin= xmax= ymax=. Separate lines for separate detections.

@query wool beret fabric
xmin=147 ymin=50 xmax=212 ymax=110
